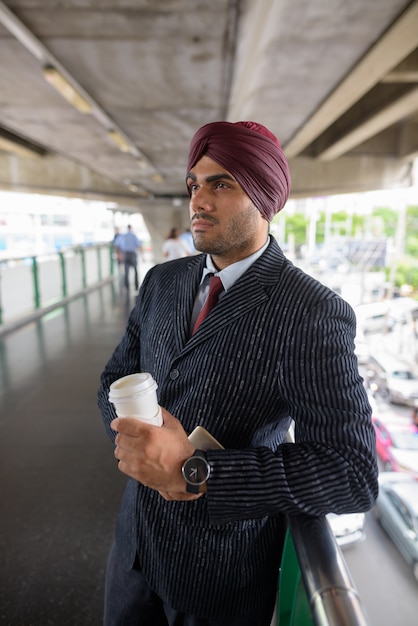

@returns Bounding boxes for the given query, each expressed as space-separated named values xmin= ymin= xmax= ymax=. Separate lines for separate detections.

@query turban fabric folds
xmin=187 ymin=121 xmax=291 ymax=221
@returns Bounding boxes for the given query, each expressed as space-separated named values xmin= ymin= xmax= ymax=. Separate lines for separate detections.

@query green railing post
xmin=32 ymin=256 xmax=41 ymax=309
xmin=59 ymin=251 xmax=67 ymax=297
xmin=97 ymin=246 xmax=102 ymax=281
xmin=277 ymin=529 xmax=313 ymax=626
xmin=79 ymin=247 xmax=87 ymax=289
xmin=110 ymin=244 xmax=115 ymax=275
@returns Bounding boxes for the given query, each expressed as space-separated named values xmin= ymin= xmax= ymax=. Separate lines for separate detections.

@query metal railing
xmin=279 ymin=514 xmax=370 ymax=626
xmin=276 ymin=430 xmax=370 ymax=625
xmin=0 ymin=243 xmax=115 ymax=335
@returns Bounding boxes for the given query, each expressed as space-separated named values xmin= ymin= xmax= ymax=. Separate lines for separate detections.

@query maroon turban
xmin=186 ymin=121 xmax=291 ymax=221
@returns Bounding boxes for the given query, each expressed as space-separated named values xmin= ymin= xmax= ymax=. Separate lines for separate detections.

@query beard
xmin=192 ymin=203 xmax=263 ymax=257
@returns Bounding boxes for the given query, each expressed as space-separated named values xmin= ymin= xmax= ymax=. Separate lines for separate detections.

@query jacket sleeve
xmin=206 ymin=295 xmax=379 ymax=522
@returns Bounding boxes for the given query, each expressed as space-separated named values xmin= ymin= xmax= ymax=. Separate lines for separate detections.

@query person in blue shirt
xmin=179 ymin=228 xmax=196 ymax=255
xmin=114 ymin=224 xmax=143 ymax=291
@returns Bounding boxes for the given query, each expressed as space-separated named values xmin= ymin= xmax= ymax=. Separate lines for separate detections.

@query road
xmin=343 ymin=361 xmax=418 ymax=626
xmin=344 ymin=511 xmax=418 ymax=626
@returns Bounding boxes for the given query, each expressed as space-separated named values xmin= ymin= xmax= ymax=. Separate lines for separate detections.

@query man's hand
xmin=111 ymin=408 xmax=201 ymax=500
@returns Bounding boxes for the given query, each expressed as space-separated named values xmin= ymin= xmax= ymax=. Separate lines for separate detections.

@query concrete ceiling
xmin=0 ymin=0 xmax=417 ymax=215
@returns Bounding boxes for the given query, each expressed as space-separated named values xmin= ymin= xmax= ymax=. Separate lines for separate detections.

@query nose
xmin=189 ymin=186 xmax=212 ymax=214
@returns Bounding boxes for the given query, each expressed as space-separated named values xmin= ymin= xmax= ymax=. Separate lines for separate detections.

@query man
xmin=114 ymin=224 xmax=142 ymax=291
xmin=98 ymin=121 xmax=378 ymax=626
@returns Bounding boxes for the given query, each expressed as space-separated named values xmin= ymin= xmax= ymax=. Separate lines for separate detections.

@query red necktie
xmin=192 ymin=275 xmax=224 ymax=334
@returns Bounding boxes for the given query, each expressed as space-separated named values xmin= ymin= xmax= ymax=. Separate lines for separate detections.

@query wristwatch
xmin=182 ymin=449 xmax=210 ymax=494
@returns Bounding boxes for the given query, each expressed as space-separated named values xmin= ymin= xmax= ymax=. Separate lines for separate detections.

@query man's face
xmin=186 ymin=156 xmax=268 ymax=269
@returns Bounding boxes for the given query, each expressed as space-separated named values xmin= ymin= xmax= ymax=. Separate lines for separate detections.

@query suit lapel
xmin=183 ymin=238 xmax=286 ymax=346
xmin=171 ymin=257 xmax=205 ymax=351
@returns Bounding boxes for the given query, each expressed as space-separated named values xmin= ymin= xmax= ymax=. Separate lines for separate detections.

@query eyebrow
xmin=185 ymin=172 xmax=236 ymax=184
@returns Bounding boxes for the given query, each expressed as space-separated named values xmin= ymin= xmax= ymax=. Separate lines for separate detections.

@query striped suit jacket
xmin=98 ymin=236 xmax=378 ymax=620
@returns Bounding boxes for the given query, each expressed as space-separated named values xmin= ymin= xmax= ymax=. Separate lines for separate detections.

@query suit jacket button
xmin=169 ymin=369 xmax=179 ymax=380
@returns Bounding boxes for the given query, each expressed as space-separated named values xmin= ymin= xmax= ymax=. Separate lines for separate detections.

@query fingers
xmin=111 ymin=416 xmax=145 ymax=433
xmin=110 ymin=407 xmax=193 ymax=493
xmin=114 ymin=433 xmax=145 ymax=463
xmin=111 ymin=409 xmax=181 ymax=435
xmin=115 ymin=451 xmax=145 ymax=485
xmin=159 ymin=407 xmax=176 ymax=426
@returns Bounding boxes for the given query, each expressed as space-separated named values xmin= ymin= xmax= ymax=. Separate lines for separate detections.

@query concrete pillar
xmin=139 ymin=198 xmax=190 ymax=263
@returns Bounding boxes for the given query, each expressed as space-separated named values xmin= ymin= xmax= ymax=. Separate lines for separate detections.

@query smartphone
xmin=188 ymin=426 xmax=224 ymax=450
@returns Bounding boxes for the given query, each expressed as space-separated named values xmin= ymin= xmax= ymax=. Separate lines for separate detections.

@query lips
xmin=191 ymin=218 xmax=215 ymax=231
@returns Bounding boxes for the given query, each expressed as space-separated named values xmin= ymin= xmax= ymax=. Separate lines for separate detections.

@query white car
xmin=327 ymin=512 xmax=366 ymax=548
xmin=366 ymin=356 xmax=418 ymax=407
xmin=354 ymin=331 xmax=370 ymax=365
xmin=374 ymin=472 xmax=418 ymax=582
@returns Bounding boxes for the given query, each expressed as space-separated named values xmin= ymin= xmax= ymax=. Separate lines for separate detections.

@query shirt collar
xmin=201 ymin=236 xmax=270 ymax=291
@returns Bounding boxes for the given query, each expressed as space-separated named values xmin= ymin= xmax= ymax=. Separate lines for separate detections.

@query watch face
xmin=182 ymin=455 xmax=209 ymax=486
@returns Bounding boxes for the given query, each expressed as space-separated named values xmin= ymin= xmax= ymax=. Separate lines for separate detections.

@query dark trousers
xmin=104 ymin=542 xmax=276 ymax=626
xmin=123 ymin=252 xmax=139 ymax=290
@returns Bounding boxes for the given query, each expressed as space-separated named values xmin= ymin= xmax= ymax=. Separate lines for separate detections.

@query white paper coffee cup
xmin=108 ymin=373 xmax=162 ymax=426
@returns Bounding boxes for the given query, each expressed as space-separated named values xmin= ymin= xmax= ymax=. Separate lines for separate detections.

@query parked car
xmin=327 ymin=512 xmax=366 ymax=548
xmin=365 ymin=355 xmax=418 ymax=406
xmin=374 ymin=472 xmax=418 ymax=583
xmin=354 ymin=330 xmax=370 ymax=365
xmin=372 ymin=417 xmax=418 ymax=477
xmin=354 ymin=302 xmax=395 ymax=334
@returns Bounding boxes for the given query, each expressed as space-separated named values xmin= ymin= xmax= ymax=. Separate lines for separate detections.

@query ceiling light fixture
xmin=43 ymin=65 xmax=92 ymax=114
xmin=0 ymin=3 xmax=155 ymax=170
xmin=107 ymin=129 xmax=133 ymax=153
xmin=137 ymin=157 xmax=150 ymax=170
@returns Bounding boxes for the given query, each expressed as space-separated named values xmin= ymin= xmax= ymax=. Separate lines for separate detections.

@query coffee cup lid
xmin=108 ymin=373 xmax=158 ymax=400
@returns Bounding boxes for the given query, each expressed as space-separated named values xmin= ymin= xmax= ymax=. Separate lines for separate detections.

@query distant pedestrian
xmin=114 ymin=225 xmax=142 ymax=291
xmin=162 ymin=227 xmax=190 ymax=261
xmin=179 ymin=228 xmax=196 ymax=255
xmin=412 ymin=406 xmax=418 ymax=429
xmin=112 ymin=227 xmax=124 ymax=267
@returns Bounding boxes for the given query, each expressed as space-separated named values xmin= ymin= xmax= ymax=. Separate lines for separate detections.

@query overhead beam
xmin=382 ymin=48 xmax=418 ymax=83
xmin=226 ymin=0 xmax=278 ymax=120
xmin=398 ymin=120 xmax=418 ymax=160
xmin=0 ymin=151 xmax=140 ymax=205
xmin=0 ymin=127 xmax=47 ymax=158
xmin=284 ymin=1 xmax=418 ymax=157
xmin=0 ymin=148 xmax=411 ymax=203
xmin=383 ymin=70 xmax=418 ymax=83
xmin=287 ymin=155 xmax=413 ymax=198
xmin=318 ymin=86 xmax=418 ymax=160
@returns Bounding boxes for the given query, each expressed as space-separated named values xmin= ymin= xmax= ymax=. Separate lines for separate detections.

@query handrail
xmin=286 ymin=514 xmax=369 ymax=626
xmin=0 ymin=241 xmax=109 ymax=265
xmin=0 ymin=242 xmax=115 ymax=334
xmin=281 ymin=427 xmax=370 ymax=626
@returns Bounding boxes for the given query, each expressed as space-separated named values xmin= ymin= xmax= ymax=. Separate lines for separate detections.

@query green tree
xmin=406 ymin=205 xmax=418 ymax=257
xmin=372 ymin=207 xmax=397 ymax=239
xmin=280 ymin=213 xmax=309 ymax=248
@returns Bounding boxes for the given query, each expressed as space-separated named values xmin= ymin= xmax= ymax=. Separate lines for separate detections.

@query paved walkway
xmin=0 ymin=282 xmax=135 ymax=625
